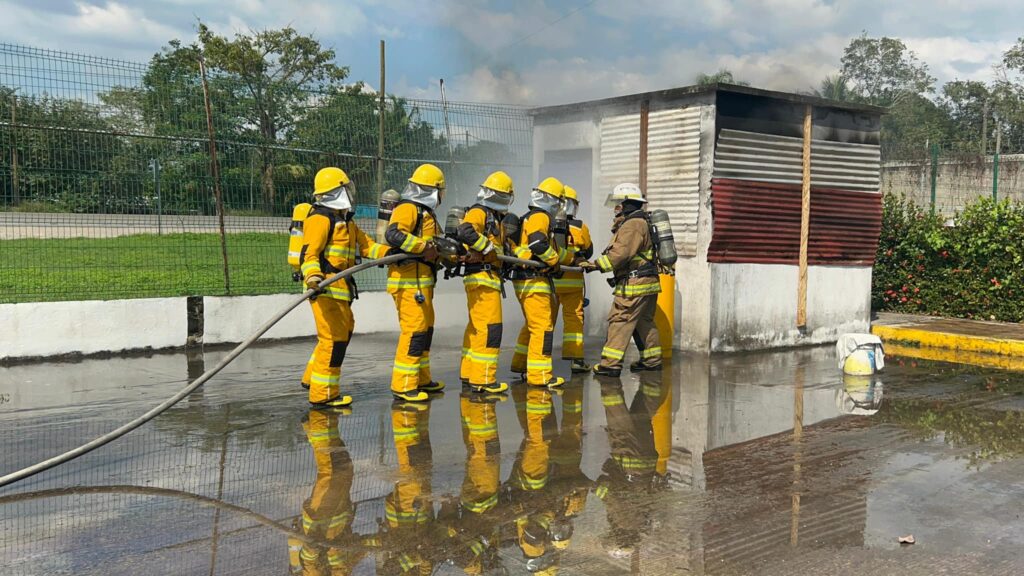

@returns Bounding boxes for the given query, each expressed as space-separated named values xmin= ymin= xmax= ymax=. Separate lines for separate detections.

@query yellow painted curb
xmin=884 ymin=342 xmax=1024 ymax=372
xmin=871 ymin=324 xmax=1024 ymax=357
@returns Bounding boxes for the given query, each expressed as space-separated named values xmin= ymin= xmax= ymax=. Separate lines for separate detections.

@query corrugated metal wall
xmin=709 ymin=128 xmax=881 ymax=265
xmin=647 ymin=107 xmax=702 ymax=256
xmin=708 ymin=179 xmax=881 ymax=265
xmin=599 ymin=106 xmax=703 ymax=256
xmin=714 ymin=129 xmax=880 ymax=191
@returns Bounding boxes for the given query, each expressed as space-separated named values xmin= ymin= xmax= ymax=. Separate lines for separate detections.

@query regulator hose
xmin=495 ymin=254 xmax=585 ymax=274
xmin=0 ymin=253 xmax=411 ymax=489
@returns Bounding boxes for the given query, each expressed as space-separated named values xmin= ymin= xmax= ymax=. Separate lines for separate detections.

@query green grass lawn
xmin=0 ymin=232 xmax=387 ymax=303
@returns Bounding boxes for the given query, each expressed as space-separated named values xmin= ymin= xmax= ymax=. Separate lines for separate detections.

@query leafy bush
xmin=874 ymin=194 xmax=1024 ymax=322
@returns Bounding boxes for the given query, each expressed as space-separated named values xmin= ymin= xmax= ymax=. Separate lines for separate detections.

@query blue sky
xmin=1 ymin=0 xmax=1021 ymax=104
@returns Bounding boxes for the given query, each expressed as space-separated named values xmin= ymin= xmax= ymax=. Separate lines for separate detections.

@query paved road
xmin=0 ymin=212 xmax=291 ymax=239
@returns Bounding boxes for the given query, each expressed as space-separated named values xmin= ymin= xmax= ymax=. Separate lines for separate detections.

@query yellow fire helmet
xmin=482 ymin=170 xmax=514 ymax=194
xmin=409 ymin=163 xmax=446 ymax=190
xmin=534 ymin=176 xmax=565 ymax=199
xmin=563 ymin=185 xmax=578 ymax=202
xmin=313 ymin=167 xmax=354 ymax=211
xmin=314 ymin=166 xmax=351 ymax=195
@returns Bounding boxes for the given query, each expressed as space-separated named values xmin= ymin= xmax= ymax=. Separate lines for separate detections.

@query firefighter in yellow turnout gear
xmin=509 ymin=177 xmax=574 ymax=387
xmin=552 ymin=186 xmax=593 ymax=373
xmin=582 ymin=183 xmax=662 ymax=377
xmin=301 ymin=167 xmax=390 ymax=407
xmin=385 ymin=164 xmax=446 ymax=403
xmin=456 ymin=171 xmax=513 ymax=395
xmin=290 ymin=408 xmax=364 ymax=575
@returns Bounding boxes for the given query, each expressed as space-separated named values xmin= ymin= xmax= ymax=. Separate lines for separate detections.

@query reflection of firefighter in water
xmin=544 ymin=376 xmax=593 ymax=564
xmin=437 ymin=392 xmax=506 ymax=575
xmin=506 ymin=385 xmax=559 ymax=573
xmin=505 ymin=380 xmax=596 ymax=574
xmin=595 ymin=370 xmax=672 ymax=559
xmin=378 ymin=401 xmax=436 ymax=575
xmin=290 ymin=409 xmax=363 ymax=575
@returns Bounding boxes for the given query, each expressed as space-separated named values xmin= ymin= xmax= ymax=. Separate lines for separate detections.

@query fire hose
xmin=0 ymin=253 xmax=411 ymax=489
xmin=0 ymin=250 xmax=596 ymax=489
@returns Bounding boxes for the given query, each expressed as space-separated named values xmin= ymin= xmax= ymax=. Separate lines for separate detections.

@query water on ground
xmin=2 ymin=332 xmax=1024 ymax=575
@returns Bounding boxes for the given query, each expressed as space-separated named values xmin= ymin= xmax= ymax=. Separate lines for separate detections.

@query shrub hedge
xmin=873 ymin=194 xmax=1024 ymax=322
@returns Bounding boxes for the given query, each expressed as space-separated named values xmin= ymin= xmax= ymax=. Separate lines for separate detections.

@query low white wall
xmin=709 ymin=263 xmax=871 ymax=351
xmin=204 ymin=287 xmax=472 ymax=345
xmin=0 ymin=298 xmax=186 ymax=360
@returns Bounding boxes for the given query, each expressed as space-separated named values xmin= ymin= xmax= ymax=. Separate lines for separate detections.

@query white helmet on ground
xmin=605 ymin=182 xmax=645 ymax=208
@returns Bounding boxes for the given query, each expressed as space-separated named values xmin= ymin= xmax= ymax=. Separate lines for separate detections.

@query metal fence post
xmin=10 ymin=91 xmax=19 ymax=205
xmin=993 ymin=124 xmax=1001 ymax=201
xmin=199 ymin=56 xmax=231 ymax=295
xmin=929 ymin=142 xmax=938 ymax=215
xmin=150 ymin=159 xmax=163 ymax=235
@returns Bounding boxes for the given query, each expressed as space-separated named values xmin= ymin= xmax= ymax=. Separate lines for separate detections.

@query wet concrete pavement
xmin=2 ymin=333 xmax=1024 ymax=575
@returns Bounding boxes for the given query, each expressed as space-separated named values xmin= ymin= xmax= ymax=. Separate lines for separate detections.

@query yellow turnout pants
xmin=460 ymin=281 xmax=503 ymax=386
xmin=390 ymin=287 xmax=435 ymax=393
xmin=510 ymin=282 xmax=556 ymax=385
xmin=553 ymin=287 xmax=585 ymax=360
xmin=302 ymin=297 xmax=354 ymax=403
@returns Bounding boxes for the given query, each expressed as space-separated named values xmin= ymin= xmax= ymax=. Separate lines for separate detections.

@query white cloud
xmin=0 ymin=0 xmax=187 ymax=57
xmin=903 ymin=36 xmax=1007 ymax=82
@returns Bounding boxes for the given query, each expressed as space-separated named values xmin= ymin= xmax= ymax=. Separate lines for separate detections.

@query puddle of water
xmin=2 ymin=333 xmax=1024 ymax=575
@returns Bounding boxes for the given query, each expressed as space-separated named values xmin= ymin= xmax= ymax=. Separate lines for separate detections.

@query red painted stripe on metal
xmin=708 ymin=178 xmax=881 ymax=266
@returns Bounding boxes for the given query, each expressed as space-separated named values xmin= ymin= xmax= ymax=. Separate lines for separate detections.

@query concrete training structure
xmin=530 ymin=83 xmax=885 ymax=352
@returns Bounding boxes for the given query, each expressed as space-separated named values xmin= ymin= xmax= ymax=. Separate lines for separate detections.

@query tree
xmin=841 ymin=34 xmax=936 ymax=106
xmin=695 ymin=69 xmax=749 ymax=87
xmin=812 ymin=74 xmax=854 ymax=102
xmin=939 ymin=80 xmax=991 ymax=152
xmin=197 ymin=24 xmax=351 ymax=210
xmin=993 ymin=38 xmax=1024 ymax=152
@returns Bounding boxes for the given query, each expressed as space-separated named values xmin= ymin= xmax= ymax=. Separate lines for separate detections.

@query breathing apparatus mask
xmin=315 ymin=183 xmax=355 ymax=212
xmin=565 ymin=198 xmax=579 ymax=218
xmin=476 ymin=186 xmax=514 ymax=213
xmin=529 ymin=188 xmax=562 ymax=215
xmin=402 ymin=181 xmax=443 ymax=211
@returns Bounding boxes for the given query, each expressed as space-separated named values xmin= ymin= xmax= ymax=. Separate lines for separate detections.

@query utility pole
xmin=981 ymin=99 xmax=989 ymax=155
xmin=993 ymin=111 xmax=1001 ymax=201
xmin=377 ymin=40 xmax=386 ymax=199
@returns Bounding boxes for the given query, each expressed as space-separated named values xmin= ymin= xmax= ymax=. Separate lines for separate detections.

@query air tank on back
xmin=444 ymin=205 xmax=467 ymax=239
xmin=376 ymin=189 xmax=401 ymax=243
xmin=649 ymin=209 xmax=677 ymax=267
xmin=502 ymin=212 xmax=522 ymax=250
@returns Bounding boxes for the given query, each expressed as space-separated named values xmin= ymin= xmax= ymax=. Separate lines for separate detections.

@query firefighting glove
xmin=464 ymin=250 xmax=485 ymax=265
xmin=305 ymin=275 xmax=324 ymax=290
xmin=578 ymin=261 xmax=599 ymax=273
xmin=420 ymin=242 xmax=440 ymax=264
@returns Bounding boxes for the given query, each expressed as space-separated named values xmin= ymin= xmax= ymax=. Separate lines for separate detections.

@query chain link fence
xmin=0 ymin=43 xmax=533 ymax=303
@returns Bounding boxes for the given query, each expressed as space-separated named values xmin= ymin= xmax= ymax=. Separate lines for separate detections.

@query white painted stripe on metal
xmin=713 ymin=129 xmax=881 ymax=192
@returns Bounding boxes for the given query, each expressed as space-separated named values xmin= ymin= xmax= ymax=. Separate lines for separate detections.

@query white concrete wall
xmin=0 ymin=298 xmax=186 ymax=360
xmin=1 ymin=285 xmax=477 ymax=360
xmin=709 ymin=263 xmax=872 ymax=351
